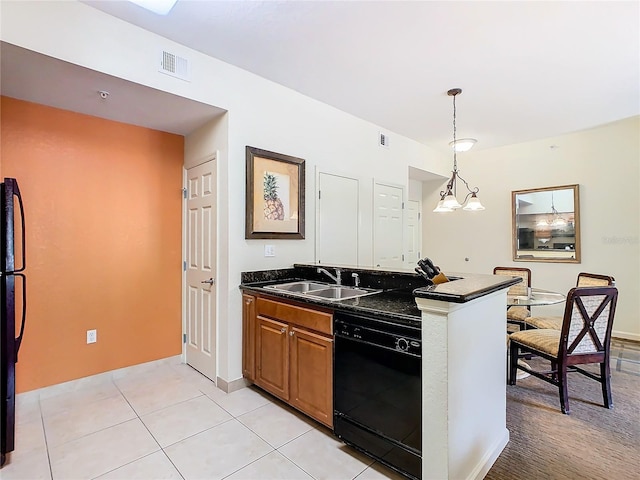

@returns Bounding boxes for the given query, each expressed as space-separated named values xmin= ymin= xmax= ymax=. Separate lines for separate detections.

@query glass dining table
xmin=507 ymin=287 xmax=566 ymax=307
xmin=507 ymin=287 xmax=566 ymax=380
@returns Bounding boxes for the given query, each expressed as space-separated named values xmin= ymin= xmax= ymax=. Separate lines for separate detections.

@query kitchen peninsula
xmin=240 ymin=264 xmax=520 ymax=480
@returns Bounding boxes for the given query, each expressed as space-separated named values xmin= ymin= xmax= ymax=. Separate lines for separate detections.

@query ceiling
xmin=4 ymin=1 xmax=640 ymax=151
xmin=0 ymin=42 xmax=225 ymax=136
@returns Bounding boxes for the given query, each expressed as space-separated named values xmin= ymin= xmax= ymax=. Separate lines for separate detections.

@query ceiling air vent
xmin=378 ymin=132 xmax=390 ymax=148
xmin=159 ymin=50 xmax=190 ymax=81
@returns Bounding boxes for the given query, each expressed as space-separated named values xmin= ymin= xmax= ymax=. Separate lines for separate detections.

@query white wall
xmin=423 ymin=117 xmax=640 ymax=340
xmin=1 ymin=1 xmax=450 ymax=383
xmin=408 ymin=179 xmax=423 ymax=202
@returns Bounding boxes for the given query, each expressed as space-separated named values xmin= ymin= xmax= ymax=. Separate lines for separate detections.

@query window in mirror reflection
xmin=512 ymin=184 xmax=581 ymax=263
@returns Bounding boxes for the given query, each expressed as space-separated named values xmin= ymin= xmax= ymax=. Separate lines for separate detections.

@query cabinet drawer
xmin=256 ymin=297 xmax=333 ymax=335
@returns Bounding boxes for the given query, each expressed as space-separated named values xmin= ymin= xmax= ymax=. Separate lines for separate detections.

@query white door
xmin=373 ymin=182 xmax=404 ymax=268
xmin=184 ymin=159 xmax=216 ymax=380
xmin=405 ymin=200 xmax=421 ymax=268
xmin=316 ymin=172 xmax=359 ymax=265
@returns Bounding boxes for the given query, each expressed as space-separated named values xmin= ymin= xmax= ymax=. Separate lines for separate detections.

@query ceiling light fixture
xmin=449 ymin=138 xmax=477 ymax=152
xmin=128 ymin=0 xmax=178 ymax=15
xmin=433 ymin=88 xmax=485 ymax=213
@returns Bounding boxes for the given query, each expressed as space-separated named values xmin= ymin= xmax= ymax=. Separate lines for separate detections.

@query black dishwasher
xmin=333 ymin=312 xmax=421 ymax=480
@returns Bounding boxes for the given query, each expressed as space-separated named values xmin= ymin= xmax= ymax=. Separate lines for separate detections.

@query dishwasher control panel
xmin=335 ymin=316 xmax=421 ymax=356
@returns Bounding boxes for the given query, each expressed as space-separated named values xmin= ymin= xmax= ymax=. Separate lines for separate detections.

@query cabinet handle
xmin=289 ymin=331 xmax=295 ymax=336
xmin=281 ymin=328 xmax=286 ymax=333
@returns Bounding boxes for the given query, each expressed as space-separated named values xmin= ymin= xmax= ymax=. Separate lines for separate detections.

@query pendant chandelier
xmin=433 ymin=88 xmax=484 ymax=213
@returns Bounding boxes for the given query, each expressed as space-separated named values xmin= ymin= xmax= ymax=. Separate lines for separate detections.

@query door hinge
xmin=402 ymin=202 xmax=405 ymax=209
xmin=418 ymin=212 xmax=421 ymax=220
xmin=182 ymin=188 xmax=187 ymax=199
xmin=318 ymin=190 xmax=321 ymax=200
xmin=183 ymin=261 xmax=187 ymax=272
xmin=183 ymin=333 xmax=186 ymax=344
xmin=402 ymin=254 xmax=405 ymax=261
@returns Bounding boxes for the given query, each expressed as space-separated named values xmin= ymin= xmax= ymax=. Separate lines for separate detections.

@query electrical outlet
xmin=87 ymin=329 xmax=97 ymax=344
xmin=264 ymin=245 xmax=275 ymax=257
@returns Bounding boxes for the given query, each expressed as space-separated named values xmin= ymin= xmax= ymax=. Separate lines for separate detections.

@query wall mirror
xmin=512 ymin=184 xmax=581 ymax=263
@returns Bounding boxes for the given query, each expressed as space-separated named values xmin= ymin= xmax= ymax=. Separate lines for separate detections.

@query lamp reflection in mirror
xmin=433 ymin=88 xmax=484 ymax=213
xmin=535 ymin=191 xmax=567 ymax=227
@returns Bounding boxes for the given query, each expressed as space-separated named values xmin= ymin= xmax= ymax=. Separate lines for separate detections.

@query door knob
xmin=201 ymin=278 xmax=215 ymax=285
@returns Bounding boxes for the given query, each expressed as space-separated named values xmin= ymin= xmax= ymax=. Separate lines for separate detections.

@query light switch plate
xmin=87 ymin=329 xmax=97 ymax=344
xmin=264 ymin=245 xmax=275 ymax=257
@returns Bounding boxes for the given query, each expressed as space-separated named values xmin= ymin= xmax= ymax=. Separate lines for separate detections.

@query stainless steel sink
xmin=265 ymin=281 xmax=330 ymax=293
xmin=264 ymin=281 xmax=381 ymax=301
xmin=305 ymin=286 xmax=379 ymax=301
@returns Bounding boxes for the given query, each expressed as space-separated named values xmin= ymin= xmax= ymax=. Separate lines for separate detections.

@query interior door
xmin=373 ymin=182 xmax=404 ymax=268
xmin=405 ymin=200 xmax=421 ymax=268
xmin=316 ymin=172 xmax=358 ymax=265
xmin=185 ymin=159 xmax=217 ymax=380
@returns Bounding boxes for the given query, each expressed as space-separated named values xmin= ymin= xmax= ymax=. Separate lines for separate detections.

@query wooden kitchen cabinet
xmin=289 ymin=326 xmax=333 ymax=427
xmin=243 ymin=294 xmax=334 ymax=427
xmin=242 ymin=294 xmax=256 ymax=381
xmin=256 ymin=316 xmax=289 ymax=399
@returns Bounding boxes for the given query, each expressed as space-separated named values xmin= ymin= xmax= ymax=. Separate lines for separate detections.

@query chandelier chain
xmin=452 ymin=92 xmax=458 ymax=172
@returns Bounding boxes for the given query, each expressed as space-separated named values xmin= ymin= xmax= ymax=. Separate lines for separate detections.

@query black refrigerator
xmin=0 ymin=178 xmax=26 ymax=467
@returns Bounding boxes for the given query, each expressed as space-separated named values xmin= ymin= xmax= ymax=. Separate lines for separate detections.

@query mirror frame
xmin=512 ymin=184 xmax=581 ymax=263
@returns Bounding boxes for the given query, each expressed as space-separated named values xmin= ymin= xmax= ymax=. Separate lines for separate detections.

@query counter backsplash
xmin=241 ymin=264 xmax=433 ymax=292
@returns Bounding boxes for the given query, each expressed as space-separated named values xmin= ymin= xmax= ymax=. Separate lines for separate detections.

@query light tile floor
xmin=3 ymin=357 xmax=405 ymax=480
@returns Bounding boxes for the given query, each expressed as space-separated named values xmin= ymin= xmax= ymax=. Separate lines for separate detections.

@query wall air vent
xmin=379 ymin=132 xmax=390 ymax=148
xmin=159 ymin=50 xmax=190 ymax=81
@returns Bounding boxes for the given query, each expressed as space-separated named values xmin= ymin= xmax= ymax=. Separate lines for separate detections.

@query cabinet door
xmin=242 ymin=294 xmax=256 ymax=381
xmin=255 ymin=316 xmax=289 ymax=400
xmin=289 ymin=326 xmax=333 ymax=427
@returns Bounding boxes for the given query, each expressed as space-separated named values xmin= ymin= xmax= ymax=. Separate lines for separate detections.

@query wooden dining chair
xmin=509 ymin=285 xmax=618 ymax=414
xmin=493 ymin=267 xmax=531 ymax=329
xmin=525 ymin=272 xmax=615 ymax=330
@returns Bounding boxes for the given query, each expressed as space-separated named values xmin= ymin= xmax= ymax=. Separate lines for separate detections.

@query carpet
xmin=486 ymin=339 xmax=640 ymax=480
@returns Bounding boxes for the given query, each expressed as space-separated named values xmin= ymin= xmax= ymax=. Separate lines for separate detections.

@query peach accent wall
xmin=1 ymin=97 xmax=184 ymax=393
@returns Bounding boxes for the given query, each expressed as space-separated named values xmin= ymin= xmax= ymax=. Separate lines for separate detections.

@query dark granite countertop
xmin=240 ymin=264 xmax=521 ymax=327
xmin=413 ymin=273 xmax=521 ymax=303
xmin=240 ymin=278 xmax=423 ymax=327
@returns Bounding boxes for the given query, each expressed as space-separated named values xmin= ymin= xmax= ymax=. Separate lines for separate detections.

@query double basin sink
xmin=265 ymin=280 xmax=381 ymax=301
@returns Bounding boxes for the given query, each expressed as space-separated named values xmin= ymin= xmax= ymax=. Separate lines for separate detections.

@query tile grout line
xmin=37 ymin=393 xmax=55 ymax=480
xmin=112 ymin=378 xmax=188 ymax=480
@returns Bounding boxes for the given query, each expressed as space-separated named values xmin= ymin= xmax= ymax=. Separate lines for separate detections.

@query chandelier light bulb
xmin=462 ymin=193 xmax=485 ymax=211
xmin=442 ymin=192 xmax=462 ymax=209
xmin=433 ymin=199 xmax=453 ymax=213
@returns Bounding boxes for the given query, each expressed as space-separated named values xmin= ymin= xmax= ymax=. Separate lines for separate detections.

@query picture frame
xmin=245 ymin=146 xmax=305 ymax=239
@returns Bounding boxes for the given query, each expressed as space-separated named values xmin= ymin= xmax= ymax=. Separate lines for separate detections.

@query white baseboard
xmin=19 ymin=355 xmax=182 ymax=400
xmin=613 ymin=331 xmax=640 ymax=343
xmin=467 ymin=428 xmax=510 ymax=480
xmin=216 ymin=376 xmax=250 ymax=393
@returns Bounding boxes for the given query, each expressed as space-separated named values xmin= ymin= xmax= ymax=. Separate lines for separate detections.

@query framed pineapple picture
xmin=245 ymin=146 xmax=305 ymax=239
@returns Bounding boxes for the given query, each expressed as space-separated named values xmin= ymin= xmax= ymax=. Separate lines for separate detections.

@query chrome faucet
xmin=351 ymin=272 xmax=360 ymax=287
xmin=317 ymin=267 xmax=341 ymax=285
